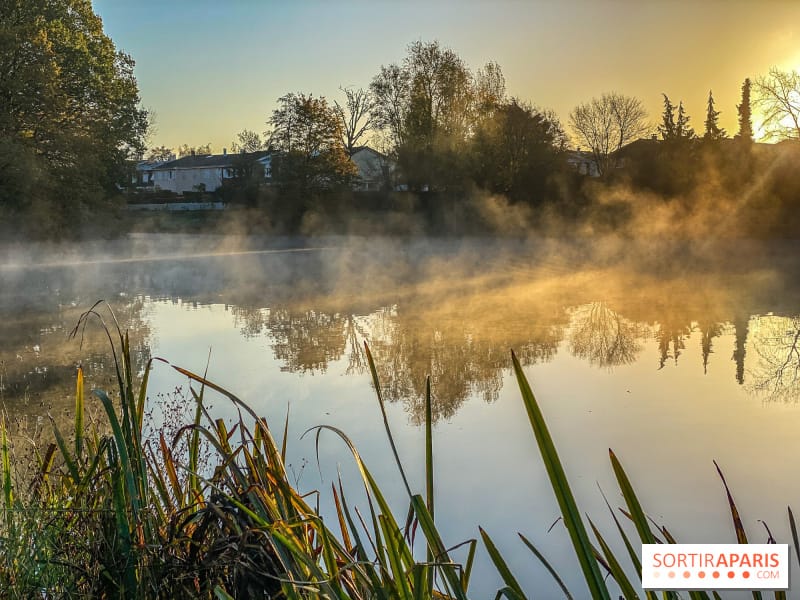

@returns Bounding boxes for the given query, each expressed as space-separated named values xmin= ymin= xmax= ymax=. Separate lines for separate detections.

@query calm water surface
xmin=1 ymin=233 xmax=799 ymax=597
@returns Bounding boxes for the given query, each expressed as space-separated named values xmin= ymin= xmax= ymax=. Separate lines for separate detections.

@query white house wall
xmin=153 ymin=167 xmax=229 ymax=193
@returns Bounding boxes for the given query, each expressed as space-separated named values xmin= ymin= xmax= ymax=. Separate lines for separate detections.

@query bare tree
xmin=569 ymin=92 xmax=650 ymax=175
xmin=754 ymin=67 xmax=800 ymax=140
xmin=333 ymin=87 xmax=375 ymax=156
xmin=746 ymin=315 xmax=800 ymax=401
xmin=568 ymin=302 xmax=644 ymax=368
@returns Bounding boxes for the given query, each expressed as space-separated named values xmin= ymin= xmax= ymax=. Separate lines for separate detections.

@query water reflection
xmin=698 ymin=320 xmax=724 ymax=374
xmin=0 ymin=295 xmax=151 ymax=440
xmin=2 ymin=237 xmax=800 ymax=426
xmin=568 ymin=302 xmax=644 ymax=368
xmin=746 ymin=315 xmax=800 ymax=401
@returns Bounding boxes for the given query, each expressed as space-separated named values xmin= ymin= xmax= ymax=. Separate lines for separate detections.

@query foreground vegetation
xmin=0 ymin=304 xmax=796 ymax=598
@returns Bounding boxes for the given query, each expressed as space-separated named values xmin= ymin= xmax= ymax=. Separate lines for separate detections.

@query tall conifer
xmin=736 ymin=78 xmax=753 ymax=142
xmin=703 ymin=90 xmax=726 ymax=140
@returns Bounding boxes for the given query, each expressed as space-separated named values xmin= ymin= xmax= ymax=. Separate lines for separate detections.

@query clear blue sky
xmin=93 ymin=0 xmax=800 ymax=152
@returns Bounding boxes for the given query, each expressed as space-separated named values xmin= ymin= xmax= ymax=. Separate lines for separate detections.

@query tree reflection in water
xmin=568 ymin=302 xmax=645 ymax=369
xmin=357 ymin=300 xmax=567 ymax=425
xmin=697 ymin=320 xmax=725 ymax=374
xmin=219 ymin=257 xmax=800 ymax=419
xmin=746 ymin=315 xmax=800 ymax=401
xmin=4 ymin=237 xmax=800 ymax=427
xmin=0 ymin=296 xmax=151 ymax=447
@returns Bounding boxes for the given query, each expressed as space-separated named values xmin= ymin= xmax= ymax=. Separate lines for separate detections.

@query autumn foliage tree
xmin=0 ymin=0 xmax=148 ymax=236
xmin=267 ymin=92 xmax=356 ymax=193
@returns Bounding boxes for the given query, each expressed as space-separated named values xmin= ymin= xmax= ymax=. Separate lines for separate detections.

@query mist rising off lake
xmin=2 ymin=233 xmax=798 ymax=596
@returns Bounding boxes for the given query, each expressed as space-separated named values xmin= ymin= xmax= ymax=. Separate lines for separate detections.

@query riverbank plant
xmin=0 ymin=303 xmax=795 ymax=598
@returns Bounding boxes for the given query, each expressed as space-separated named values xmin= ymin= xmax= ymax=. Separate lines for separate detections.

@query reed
xmin=0 ymin=303 xmax=793 ymax=598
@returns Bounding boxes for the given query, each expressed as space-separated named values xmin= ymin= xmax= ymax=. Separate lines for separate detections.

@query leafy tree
xmin=370 ymin=40 xmax=478 ymax=190
xmin=231 ymin=129 xmax=263 ymax=153
xmin=266 ymin=92 xmax=356 ymax=193
xmin=402 ymin=41 xmax=475 ymax=190
xmin=474 ymin=61 xmax=507 ymax=118
xmin=221 ymin=153 xmax=268 ymax=207
xmin=569 ymin=92 xmax=649 ymax=176
xmin=370 ymin=63 xmax=411 ymax=151
xmin=754 ymin=68 xmax=800 ymax=140
xmin=472 ymin=99 xmax=565 ymax=203
xmin=703 ymin=90 xmax=726 ymax=140
xmin=147 ymin=146 xmax=174 ymax=161
xmin=403 ymin=40 xmax=474 ymax=142
xmin=735 ymin=78 xmax=754 ymax=142
xmin=333 ymin=87 xmax=376 ymax=156
xmin=177 ymin=143 xmax=212 ymax=157
xmin=0 ymin=0 xmax=148 ymax=235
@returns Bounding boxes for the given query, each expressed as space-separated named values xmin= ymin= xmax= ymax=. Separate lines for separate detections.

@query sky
xmin=93 ymin=0 xmax=800 ymax=153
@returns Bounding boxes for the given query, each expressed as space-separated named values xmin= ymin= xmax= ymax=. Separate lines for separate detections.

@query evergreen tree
xmin=659 ymin=95 xmax=694 ymax=141
xmin=658 ymin=94 xmax=676 ymax=140
xmin=675 ymin=101 xmax=695 ymax=139
xmin=703 ymin=90 xmax=726 ymax=140
xmin=736 ymin=78 xmax=753 ymax=142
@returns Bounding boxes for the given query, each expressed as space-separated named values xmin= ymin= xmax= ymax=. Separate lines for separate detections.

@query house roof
xmin=153 ymin=151 xmax=270 ymax=170
xmin=612 ymin=138 xmax=660 ymax=158
xmin=566 ymin=150 xmax=595 ymax=160
xmin=351 ymin=146 xmax=387 ymax=159
xmin=135 ymin=159 xmax=169 ymax=171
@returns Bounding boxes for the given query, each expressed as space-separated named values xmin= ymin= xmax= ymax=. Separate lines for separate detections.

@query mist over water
xmin=1 ymin=231 xmax=799 ymax=598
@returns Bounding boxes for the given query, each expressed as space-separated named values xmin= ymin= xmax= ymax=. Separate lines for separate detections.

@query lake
xmin=1 ymin=233 xmax=798 ymax=597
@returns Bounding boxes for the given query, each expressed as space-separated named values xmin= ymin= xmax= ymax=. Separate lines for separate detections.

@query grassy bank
xmin=0 ymin=304 xmax=795 ymax=598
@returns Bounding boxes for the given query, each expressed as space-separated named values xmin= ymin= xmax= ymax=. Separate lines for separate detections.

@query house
xmin=350 ymin=146 xmax=394 ymax=191
xmin=147 ymin=150 xmax=272 ymax=194
xmin=611 ymin=138 xmax=660 ymax=167
xmin=565 ymin=150 xmax=601 ymax=177
xmin=130 ymin=159 xmax=171 ymax=189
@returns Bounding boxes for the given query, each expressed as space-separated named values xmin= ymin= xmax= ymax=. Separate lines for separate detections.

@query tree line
xmin=151 ymin=40 xmax=800 ymax=220
xmin=3 ymin=0 xmax=800 ymax=238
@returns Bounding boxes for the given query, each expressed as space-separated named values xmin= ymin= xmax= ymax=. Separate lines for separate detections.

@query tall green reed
xmin=476 ymin=350 xmax=793 ymax=600
xmin=0 ymin=301 xmax=795 ymax=599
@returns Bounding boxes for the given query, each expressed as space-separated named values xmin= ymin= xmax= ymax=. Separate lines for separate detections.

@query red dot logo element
xmin=712 ymin=571 xmax=720 ymax=579
xmin=698 ymin=571 xmax=706 ymax=579
xmin=668 ymin=571 xmax=676 ymax=579
xmin=743 ymin=571 xmax=750 ymax=579
xmin=728 ymin=571 xmax=735 ymax=579
xmin=683 ymin=571 xmax=690 ymax=579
